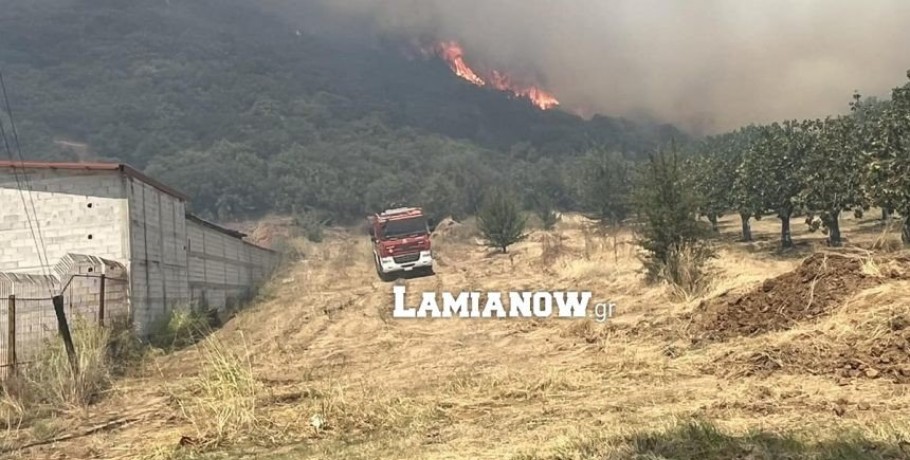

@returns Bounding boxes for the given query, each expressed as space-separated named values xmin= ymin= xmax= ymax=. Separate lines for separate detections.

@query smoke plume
xmin=285 ymin=0 xmax=910 ymax=134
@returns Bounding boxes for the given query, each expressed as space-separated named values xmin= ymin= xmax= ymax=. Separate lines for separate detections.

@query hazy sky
xmin=294 ymin=0 xmax=910 ymax=134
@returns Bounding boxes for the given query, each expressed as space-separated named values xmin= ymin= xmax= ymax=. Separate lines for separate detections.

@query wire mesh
xmin=0 ymin=275 xmax=128 ymax=370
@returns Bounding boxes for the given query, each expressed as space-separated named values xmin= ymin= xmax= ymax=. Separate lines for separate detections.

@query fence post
xmin=52 ymin=295 xmax=78 ymax=375
xmin=7 ymin=295 xmax=15 ymax=376
xmin=98 ymin=274 xmax=106 ymax=327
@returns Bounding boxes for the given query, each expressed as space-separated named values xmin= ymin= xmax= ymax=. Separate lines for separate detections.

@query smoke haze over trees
xmin=0 ymin=0 xmax=679 ymax=221
xmin=5 ymin=0 xmax=910 ymax=232
xmin=298 ymin=0 xmax=910 ymax=134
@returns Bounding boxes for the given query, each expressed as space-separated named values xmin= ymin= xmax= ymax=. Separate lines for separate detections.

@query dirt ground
xmin=691 ymin=252 xmax=905 ymax=340
xmin=4 ymin=212 xmax=910 ymax=459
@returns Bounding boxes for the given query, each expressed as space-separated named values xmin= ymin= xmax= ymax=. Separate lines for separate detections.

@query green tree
xmin=742 ymin=121 xmax=811 ymax=248
xmin=636 ymin=148 xmax=712 ymax=286
xmin=870 ymin=76 xmax=910 ymax=244
xmin=145 ymin=140 xmax=269 ymax=220
xmin=687 ymin=144 xmax=729 ymax=232
xmin=689 ymin=129 xmax=762 ymax=238
xmin=729 ymin=126 xmax=765 ymax=242
xmin=532 ymin=195 xmax=560 ymax=231
xmin=419 ymin=174 xmax=462 ymax=226
xmin=800 ymin=112 xmax=870 ymax=246
xmin=578 ymin=150 xmax=635 ymax=227
xmin=477 ymin=190 xmax=528 ymax=253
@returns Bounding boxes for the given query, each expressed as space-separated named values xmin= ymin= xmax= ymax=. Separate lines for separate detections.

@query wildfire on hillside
xmin=423 ymin=41 xmax=560 ymax=110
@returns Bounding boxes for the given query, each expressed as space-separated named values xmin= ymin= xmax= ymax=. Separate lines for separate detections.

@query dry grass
xmin=871 ymin=220 xmax=905 ymax=253
xmin=655 ymin=243 xmax=715 ymax=302
xmin=9 ymin=211 xmax=910 ymax=459
xmin=2 ymin=319 xmax=112 ymax=417
xmin=168 ymin=333 xmax=264 ymax=448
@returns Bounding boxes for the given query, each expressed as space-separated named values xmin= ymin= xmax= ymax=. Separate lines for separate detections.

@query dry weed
xmin=539 ymin=231 xmax=568 ymax=267
xmin=871 ymin=221 xmax=905 ymax=253
xmin=170 ymin=333 xmax=264 ymax=447
xmin=657 ymin=244 xmax=715 ymax=302
xmin=3 ymin=318 xmax=113 ymax=414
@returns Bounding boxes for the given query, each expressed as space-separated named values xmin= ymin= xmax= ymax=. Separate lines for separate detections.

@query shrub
xmin=293 ymin=210 xmax=329 ymax=243
xmin=106 ymin=314 xmax=148 ymax=376
xmin=148 ymin=306 xmax=212 ymax=351
xmin=270 ymin=235 xmax=304 ymax=266
xmin=635 ymin=148 xmax=714 ymax=292
xmin=535 ymin=205 xmax=559 ymax=231
xmin=578 ymin=150 xmax=635 ymax=228
xmin=477 ymin=190 xmax=528 ymax=253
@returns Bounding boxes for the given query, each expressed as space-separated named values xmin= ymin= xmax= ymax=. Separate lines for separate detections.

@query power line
xmin=0 ymin=69 xmax=54 ymax=296
xmin=0 ymin=116 xmax=50 ymax=277
xmin=0 ymin=70 xmax=50 ymax=270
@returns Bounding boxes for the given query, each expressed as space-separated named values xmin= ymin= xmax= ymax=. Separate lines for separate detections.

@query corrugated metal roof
xmin=0 ymin=160 xmax=189 ymax=200
xmin=184 ymin=213 xmax=278 ymax=253
xmin=186 ymin=213 xmax=247 ymax=239
xmin=0 ymin=161 xmax=278 ymax=254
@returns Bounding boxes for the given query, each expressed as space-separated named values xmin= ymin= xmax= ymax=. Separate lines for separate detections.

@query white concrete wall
xmin=1 ymin=167 xmax=278 ymax=336
xmin=186 ymin=220 xmax=278 ymax=311
xmin=127 ymin=178 xmax=190 ymax=333
xmin=0 ymin=169 xmax=129 ymax=273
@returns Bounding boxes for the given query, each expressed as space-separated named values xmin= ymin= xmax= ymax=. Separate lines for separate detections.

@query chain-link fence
xmin=0 ymin=274 xmax=129 ymax=373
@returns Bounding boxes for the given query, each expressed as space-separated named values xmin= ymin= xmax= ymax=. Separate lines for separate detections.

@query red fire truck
xmin=368 ymin=207 xmax=435 ymax=281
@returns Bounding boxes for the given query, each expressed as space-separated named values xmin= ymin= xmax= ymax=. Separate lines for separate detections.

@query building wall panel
xmin=0 ymin=170 xmax=129 ymax=273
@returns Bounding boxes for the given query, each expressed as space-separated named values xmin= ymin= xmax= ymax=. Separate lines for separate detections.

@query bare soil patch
xmin=692 ymin=253 xmax=893 ymax=341
xmin=715 ymin=322 xmax=910 ymax=384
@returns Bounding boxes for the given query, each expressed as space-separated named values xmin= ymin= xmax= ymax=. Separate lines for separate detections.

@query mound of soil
xmin=693 ymin=253 xmax=883 ymax=341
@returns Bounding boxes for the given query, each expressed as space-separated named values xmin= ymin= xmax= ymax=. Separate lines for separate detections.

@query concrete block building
xmin=0 ymin=161 xmax=279 ymax=334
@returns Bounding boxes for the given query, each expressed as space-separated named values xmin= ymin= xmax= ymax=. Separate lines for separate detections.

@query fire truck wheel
xmin=375 ymin=260 xmax=395 ymax=282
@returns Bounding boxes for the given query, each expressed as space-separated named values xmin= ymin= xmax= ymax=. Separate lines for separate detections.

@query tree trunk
xmin=708 ymin=213 xmax=719 ymax=232
xmin=882 ymin=208 xmax=892 ymax=223
xmin=779 ymin=210 xmax=793 ymax=248
xmin=903 ymin=215 xmax=910 ymax=246
xmin=740 ymin=213 xmax=752 ymax=242
xmin=826 ymin=211 xmax=842 ymax=247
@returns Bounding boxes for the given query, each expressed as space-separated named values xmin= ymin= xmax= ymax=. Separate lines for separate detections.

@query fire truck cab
xmin=368 ymin=207 xmax=434 ymax=281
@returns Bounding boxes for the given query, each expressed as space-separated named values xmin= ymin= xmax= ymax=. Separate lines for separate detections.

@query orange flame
xmin=489 ymin=71 xmax=560 ymax=110
xmin=432 ymin=41 xmax=485 ymax=86
xmin=426 ymin=41 xmax=559 ymax=110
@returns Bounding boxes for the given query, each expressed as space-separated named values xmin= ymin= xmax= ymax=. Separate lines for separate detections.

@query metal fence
xmin=0 ymin=274 xmax=129 ymax=373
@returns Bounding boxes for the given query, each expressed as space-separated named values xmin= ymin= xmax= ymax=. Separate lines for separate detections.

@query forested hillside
xmin=0 ymin=0 xmax=682 ymax=222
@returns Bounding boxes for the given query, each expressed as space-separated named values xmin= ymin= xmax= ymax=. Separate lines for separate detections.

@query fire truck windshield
xmin=381 ymin=217 xmax=428 ymax=239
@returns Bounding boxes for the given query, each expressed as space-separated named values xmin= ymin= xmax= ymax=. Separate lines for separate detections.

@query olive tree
xmin=688 ymin=131 xmax=757 ymax=235
xmin=870 ymin=76 xmax=910 ymax=244
xmin=801 ymin=113 xmax=870 ymax=246
xmin=742 ymin=121 xmax=811 ymax=248
xmin=729 ymin=126 xmax=766 ymax=242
